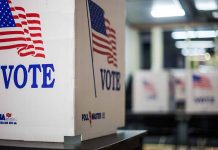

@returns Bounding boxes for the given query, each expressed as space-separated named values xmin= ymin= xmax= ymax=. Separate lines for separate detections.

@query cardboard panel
xmin=74 ymin=0 xmax=125 ymax=141
xmin=171 ymin=69 xmax=188 ymax=102
xmin=0 ymin=0 xmax=75 ymax=142
xmin=133 ymin=71 xmax=170 ymax=113
xmin=186 ymin=71 xmax=218 ymax=113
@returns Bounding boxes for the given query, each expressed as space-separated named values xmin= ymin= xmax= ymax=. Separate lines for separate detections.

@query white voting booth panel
xmin=133 ymin=71 xmax=170 ymax=113
xmin=171 ymin=70 xmax=188 ymax=102
xmin=0 ymin=0 xmax=125 ymax=142
xmin=186 ymin=71 xmax=218 ymax=113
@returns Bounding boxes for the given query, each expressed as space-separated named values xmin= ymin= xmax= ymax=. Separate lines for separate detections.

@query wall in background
xmin=125 ymin=25 xmax=140 ymax=82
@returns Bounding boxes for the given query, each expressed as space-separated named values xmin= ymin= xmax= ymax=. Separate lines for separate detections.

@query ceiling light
xmin=181 ymin=48 xmax=206 ymax=56
xmin=151 ymin=0 xmax=185 ymax=18
xmin=194 ymin=0 xmax=218 ymax=11
xmin=187 ymin=53 xmax=211 ymax=61
xmin=172 ymin=30 xmax=218 ymax=39
xmin=196 ymin=31 xmax=217 ymax=38
xmin=172 ymin=31 xmax=196 ymax=39
xmin=205 ymin=53 xmax=211 ymax=61
xmin=176 ymin=41 xmax=214 ymax=49
xmin=212 ymin=11 xmax=218 ymax=18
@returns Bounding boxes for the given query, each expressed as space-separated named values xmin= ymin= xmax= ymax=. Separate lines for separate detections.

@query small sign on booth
xmin=0 ymin=0 xmax=125 ymax=142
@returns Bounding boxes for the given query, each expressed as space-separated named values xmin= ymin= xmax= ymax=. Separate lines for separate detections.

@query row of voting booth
xmin=0 ymin=0 xmax=125 ymax=143
xmin=133 ymin=69 xmax=218 ymax=114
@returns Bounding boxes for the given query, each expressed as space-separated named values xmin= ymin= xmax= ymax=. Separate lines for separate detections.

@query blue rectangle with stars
xmin=0 ymin=0 xmax=16 ymax=28
xmin=88 ymin=0 xmax=107 ymax=36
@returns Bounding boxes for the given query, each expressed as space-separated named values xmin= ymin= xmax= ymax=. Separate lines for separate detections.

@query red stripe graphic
xmin=27 ymin=20 xmax=41 ymax=25
xmin=92 ymin=32 xmax=110 ymax=45
xmin=0 ymin=31 xmax=24 ymax=35
xmin=0 ymin=37 xmax=26 ymax=42
xmin=0 ymin=44 xmax=27 ymax=50
xmin=93 ymin=40 xmax=113 ymax=52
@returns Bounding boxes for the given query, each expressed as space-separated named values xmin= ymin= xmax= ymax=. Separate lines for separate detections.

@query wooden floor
xmin=143 ymin=144 xmax=218 ymax=150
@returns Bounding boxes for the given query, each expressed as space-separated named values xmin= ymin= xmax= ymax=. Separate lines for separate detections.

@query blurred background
xmin=123 ymin=0 xmax=218 ymax=149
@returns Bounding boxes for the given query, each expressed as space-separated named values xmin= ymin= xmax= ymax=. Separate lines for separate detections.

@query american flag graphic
xmin=0 ymin=0 xmax=45 ymax=58
xmin=143 ymin=81 xmax=156 ymax=98
xmin=88 ymin=0 xmax=117 ymax=67
xmin=175 ymin=78 xmax=185 ymax=88
xmin=193 ymin=75 xmax=212 ymax=89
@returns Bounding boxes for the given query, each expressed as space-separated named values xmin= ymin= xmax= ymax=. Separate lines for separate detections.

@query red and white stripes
xmin=91 ymin=17 xmax=117 ymax=67
xmin=0 ymin=0 xmax=45 ymax=58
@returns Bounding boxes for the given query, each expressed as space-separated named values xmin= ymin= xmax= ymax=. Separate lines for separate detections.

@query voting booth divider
xmin=132 ymin=71 xmax=172 ymax=113
xmin=186 ymin=70 xmax=218 ymax=113
xmin=170 ymin=69 xmax=188 ymax=103
xmin=0 ymin=0 xmax=125 ymax=142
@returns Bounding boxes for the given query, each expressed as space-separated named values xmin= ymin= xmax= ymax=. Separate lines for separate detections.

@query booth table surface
xmin=0 ymin=130 xmax=146 ymax=150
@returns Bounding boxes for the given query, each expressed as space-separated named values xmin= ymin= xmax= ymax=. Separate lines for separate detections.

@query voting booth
xmin=170 ymin=69 xmax=188 ymax=103
xmin=186 ymin=71 xmax=218 ymax=113
xmin=0 ymin=0 xmax=125 ymax=142
xmin=133 ymin=71 xmax=171 ymax=113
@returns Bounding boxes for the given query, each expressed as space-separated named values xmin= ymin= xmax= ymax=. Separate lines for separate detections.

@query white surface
xmin=74 ymin=0 xmax=125 ymax=141
xmin=0 ymin=0 xmax=75 ymax=142
xmin=133 ymin=71 xmax=170 ymax=113
xmin=171 ymin=69 xmax=188 ymax=102
xmin=186 ymin=71 xmax=218 ymax=113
